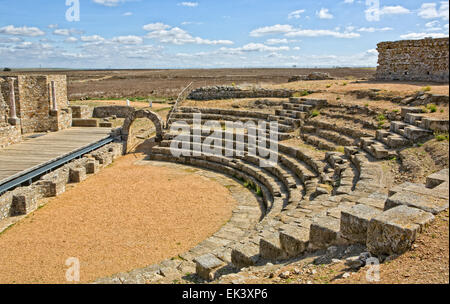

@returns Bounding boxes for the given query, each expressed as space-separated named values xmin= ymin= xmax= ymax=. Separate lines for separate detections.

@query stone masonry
xmin=376 ymin=37 xmax=449 ymax=83
xmin=0 ymin=74 xmax=72 ymax=147
xmin=188 ymin=86 xmax=297 ymax=101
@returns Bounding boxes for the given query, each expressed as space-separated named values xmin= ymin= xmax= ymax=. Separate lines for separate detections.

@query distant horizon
xmin=2 ymin=66 xmax=378 ymax=71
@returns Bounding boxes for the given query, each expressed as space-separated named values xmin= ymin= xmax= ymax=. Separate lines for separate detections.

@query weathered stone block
xmin=11 ymin=187 xmax=37 ymax=216
xmin=367 ymin=205 xmax=434 ymax=256
xmin=259 ymin=235 xmax=286 ymax=260
xmin=357 ymin=196 xmax=386 ymax=210
xmin=385 ymin=191 xmax=448 ymax=215
xmin=72 ymin=119 xmax=98 ymax=127
xmin=194 ymin=254 xmax=224 ymax=281
xmin=309 ymin=217 xmax=342 ymax=249
xmin=99 ymin=122 xmax=113 ymax=128
xmin=426 ymin=169 xmax=449 ymax=189
xmin=279 ymin=226 xmax=309 ymax=257
xmin=85 ymin=159 xmax=99 ymax=174
xmin=69 ymin=167 xmax=87 ymax=183
xmin=231 ymin=244 xmax=260 ymax=269
xmin=341 ymin=204 xmax=382 ymax=244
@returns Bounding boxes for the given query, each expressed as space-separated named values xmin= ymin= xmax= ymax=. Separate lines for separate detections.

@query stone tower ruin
xmin=376 ymin=37 xmax=449 ymax=83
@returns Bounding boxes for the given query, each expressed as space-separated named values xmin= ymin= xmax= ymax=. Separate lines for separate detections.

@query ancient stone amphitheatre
xmin=0 ymin=37 xmax=449 ymax=285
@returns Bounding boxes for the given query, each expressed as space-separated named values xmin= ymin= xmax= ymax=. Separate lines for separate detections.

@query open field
xmin=1 ymin=68 xmax=376 ymax=100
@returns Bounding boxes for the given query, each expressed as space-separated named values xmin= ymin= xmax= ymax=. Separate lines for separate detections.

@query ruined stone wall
xmin=0 ymin=79 xmax=7 ymax=124
xmin=0 ymin=125 xmax=21 ymax=148
xmin=93 ymin=106 xmax=135 ymax=118
xmin=188 ymin=86 xmax=296 ymax=101
xmin=47 ymin=75 xmax=69 ymax=110
xmin=0 ymin=76 xmax=19 ymax=125
xmin=17 ymin=75 xmax=52 ymax=133
xmin=0 ymin=75 xmax=71 ymax=137
xmin=376 ymin=37 xmax=449 ymax=83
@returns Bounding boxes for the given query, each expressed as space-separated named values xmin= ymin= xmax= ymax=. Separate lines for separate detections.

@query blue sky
xmin=0 ymin=0 xmax=448 ymax=68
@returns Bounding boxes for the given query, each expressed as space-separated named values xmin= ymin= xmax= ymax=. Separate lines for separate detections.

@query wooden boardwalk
xmin=0 ymin=127 xmax=112 ymax=186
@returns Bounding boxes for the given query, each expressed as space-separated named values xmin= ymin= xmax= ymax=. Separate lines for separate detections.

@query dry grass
xmin=0 ymin=154 xmax=237 ymax=284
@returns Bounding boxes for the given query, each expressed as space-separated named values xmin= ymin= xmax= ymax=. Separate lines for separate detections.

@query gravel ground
xmin=0 ymin=154 xmax=237 ymax=284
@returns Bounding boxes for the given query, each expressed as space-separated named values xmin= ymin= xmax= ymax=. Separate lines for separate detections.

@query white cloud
xmin=424 ymin=20 xmax=443 ymax=31
xmin=65 ymin=37 xmax=78 ymax=43
xmin=0 ymin=37 xmax=23 ymax=43
xmin=178 ymin=2 xmax=198 ymax=7
xmin=143 ymin=22 xmax=233 ymax=45
xmin=265 ymin=38 xmax=297 ymax=45
xmin=366 ymin=49 xmax=378 ymax=56
xmin=425 ymin=20 xmax=440 ymax=27
xmin=93 ymin=0 xmax=124 ymax=7
xmin=0 ymin=25 xmax=45 ymax=37
xmin=219 ymin=43 xmax=290 ymax=55
xmin=250 ymin=24 xmax=294 ymax=37
xmin=288 ymin=10 xmax=305 ymax=19
xmin=112 ymin=35 xmax=143 ymax=45
xmin=285 ymin=29 xmax=359 ymax=39
xmin=357 ymin=27 xmax=393 ymax=32
xmin=123 ymin=12 xmax=133 ymax=16
xmin=80 ymin=35 xmax=105 ymax=42
xmin=250 ymin=24 xmax=359 ymax=39
xmin=48 ymin=24 xmax=58 ymax=29
xmin=53 ymin=29 xmax=73 ymax=36
xmin=317 ymin=8 xmax=333 ymax=19
xmin=379 ymin=5 xmax=410 ymax=15
xmin=400 ymin=32 xmax=448 ymax=39
xmin=143 ymin=23 xmax=171 ymax=31
xmin=344 ymin=0 xmax=354 ymax=3
xmin=418 ymin=2 xmax=449 ymax=20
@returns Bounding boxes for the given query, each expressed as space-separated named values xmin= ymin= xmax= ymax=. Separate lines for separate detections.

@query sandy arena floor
xmin=0 ymin=154 xmax=237 ymax=284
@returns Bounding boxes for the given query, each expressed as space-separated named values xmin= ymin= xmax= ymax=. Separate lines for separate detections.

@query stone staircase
xmin=296 ymin=103 xmax=444 ymax=160
xmin=93 ymin=97 xmax=449 ymax=283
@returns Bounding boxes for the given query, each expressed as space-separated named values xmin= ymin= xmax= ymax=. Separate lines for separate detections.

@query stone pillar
xmin=51 ymin=81 xmax=58 ymax=111
xmin=7 ymin=77 xmax=20 ymax=126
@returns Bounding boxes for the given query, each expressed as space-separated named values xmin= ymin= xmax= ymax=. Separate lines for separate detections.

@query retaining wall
xmin=188 ymin=86 xmax=296 ymax=101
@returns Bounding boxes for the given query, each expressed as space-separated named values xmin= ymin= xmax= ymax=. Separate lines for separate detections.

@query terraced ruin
xmin=85 ymin=85 xmax=447 ymax=284
xmin=1 ymin=75 xmax=448 ymax=284
xmin=0 ymin=38 xmax=449 ymax=283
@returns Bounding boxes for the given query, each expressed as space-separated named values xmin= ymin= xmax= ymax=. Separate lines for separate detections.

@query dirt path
xmin=0 ymin=154 xmax=237 ymax=284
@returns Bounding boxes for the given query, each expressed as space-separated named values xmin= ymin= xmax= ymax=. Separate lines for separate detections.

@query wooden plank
xmin=0 ymin=127 xmax=112 ymax=186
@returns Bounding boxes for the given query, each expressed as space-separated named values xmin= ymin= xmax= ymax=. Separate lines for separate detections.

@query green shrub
xmin=311 ymin=110 xmax=320 ymax=117
xmin=422 ymin=86 xmax=431 ymax=92
xmin=427 ymin=103 xmax=437 ymax=113
xmin=377 ymin=114 xmax=386 ymax=122
xmin=293 ymin=90 xmax=310 ymax=97
xmin=435 ymin=132 xmax=449 ymax=141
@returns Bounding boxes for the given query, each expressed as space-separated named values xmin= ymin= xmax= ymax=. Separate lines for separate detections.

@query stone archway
xmin=121 ymin=109 xmax=164 ymax=153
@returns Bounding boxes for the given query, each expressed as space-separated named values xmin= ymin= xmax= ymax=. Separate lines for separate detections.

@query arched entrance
xmin=122 ymin=109 xmax=163 ymax=153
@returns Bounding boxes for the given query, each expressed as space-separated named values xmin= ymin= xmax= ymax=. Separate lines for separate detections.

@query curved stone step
xmin=163 ymin=132 xmax=319 ymax=186
xmin=149 ymin=151 xmax=275 ymax=213
xmin=157 ymin=140 xmax=303 ymax=208
xmin=301 ymin=133 xmax=338 ymax=151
